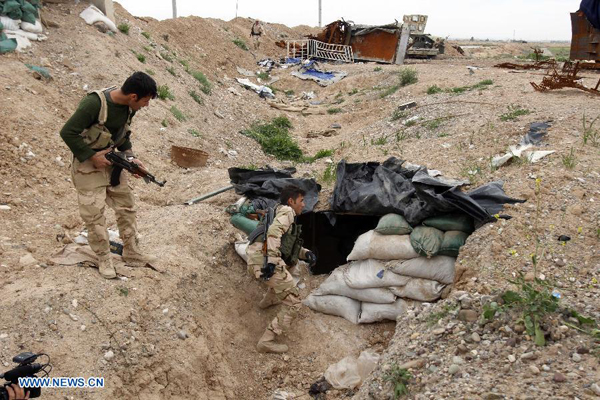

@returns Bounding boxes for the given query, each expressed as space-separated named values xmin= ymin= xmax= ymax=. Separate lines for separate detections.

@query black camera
xmin=0 ymin=352 xmax=51 ymax=400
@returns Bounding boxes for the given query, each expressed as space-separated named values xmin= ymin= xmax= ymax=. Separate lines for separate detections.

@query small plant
xmin=256 ymin=71 xmax=270 ymax=81
xmin=141 ymin=31 xmax=151 ymax=39
xmin=117 ymin=286 xmax=129 ymax=297
xmin=232 ymin=38 xmax=248 ymax=50
xmin=188 ymin=128 xmax=202 ymax=138
xmin=404 ymin=119 xmax=417 ymax=127
xmin=561 ymin=147 xmax=577 ymax=169
xmin=380 ymin=84 xmax=400 ymax=98
xmin=348 ymin=88 xmax=359 ymax=95
xmin=117 ymin=23 xmax=130 ymax=35
xmin=582 ymin=114 xmax=600 ymax=147
xmin=427 ymin=85 xmax=443 ymax=95
xmin=189 ymin=90 xmax=204 ymax=105
xmin=160 ymin=52 xmax=173 ymax=62
xmin=241 ymin=117 xmax=304 ymax=161
xmin=239 ymin=164 xmax=258 ymax=170
xmin=145 ymin=69 xmax=155 ymax=76
xmin=426 ymin=303 xmax=459 ymax=326
xmin=285 ymin=89 xmax=295 ymax=96
xmin=303 ymin=149 xmax=334 ymax=163
xmin=142 ymin=46 xmax=152 ymax=53
xmin=166 ymin=66 xmax=177 ymax=76
xmin=374 ymin=66 xmax=383 ymax=72
xmin=161 ymin=119 xmax=168 ymax=127
xmin=395 ymin=130 xmax=408 ymax=142
xmin=425 ymin=119 xmax=442 ymax=130
xmin=179 ymin=59 xmax=190 ymax=70
xmin=391 ymin=109 xmax=407 ymax=122
xmin=371 ymin=134 xmax=388 ymax=145
xmin=266 ymin=85 xmax=278 ymax=94
xmin=170 ymin=106 xmax=186 ymax=122
xmin=321 ymin=162 xmax=337 ymax=185
xmin=191 ymin=70 xmax=212 ymax=95
xmin=400 ymin=68 xmax=418 ymax=86
xmin=157 ymin=85 xmax=174 ymax=101
xmin=500 ymin=105 xmax=531 ymax=121
xmin=327 ymin=107 xmax=343 ymax=115
xmin=135 ymin=53 xmax=146 ymax=63
xmin=383 ymin=364 xmax=411 ymax=398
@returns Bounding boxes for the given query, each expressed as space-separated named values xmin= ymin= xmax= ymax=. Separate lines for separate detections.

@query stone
xmin=458 ymin=310 xmax=478 ymax=323
xmin=471 ymin=332 xmax=481 ymax=342
xmin=104 ymin=350 xmax=115 ymax=361
xmin=507 ymin=355 xmax=516 ymax=363
xmin=506 ymin=338 xmax=517 ymax=347
xmin=520 ymin=352 xmax=536 ymax=360
xmin=542 ymin=365 xmax=550 ymax=372
xmin=19 ymin=253 xmax=37 ymax=267
xmin=572 ymin=353 xmax=582 ymax=362
xmin=0 ymin=205 xmax=10 ymax=211
xmin=432 ymin=328 xmax=445 ymax=335
xmin=483 ymin=394 xmax=504 ymax=400
xmin=576 ymin=347 xmax=590 ymax=354
xmin=177 ymin=330 xmax=188 ymax=340
xmin=513 ymin=325 xmax=525 ymax=334
xmin=452 ymin=356 xmax=465 ymax=365
xmin=524 ymin=271 xmax=535 ymax=282
xmin=448 ymin=364 xmax=460 ymax=375
xmin=456 ymin=344 xmax=468 ymax=354
xmin=399 ymin=359 xmax=425 ymax=370
xmin=569 ymin=204 xmax=583 ymax=216
xmin=590 ymin=383 xmax=600 ymax=396
xmin=553 ymin=372 xmax=566 ymax=382
xmin=529 ymin=365 xmax=540 ymax=374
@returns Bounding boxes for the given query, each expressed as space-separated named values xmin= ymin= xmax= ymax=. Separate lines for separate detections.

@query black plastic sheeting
xmin=330 ymin=157 xmax=525 ymax=226
xmin=228 ymin=167 xmax=321 ymax=213
xmin=521 ymin=122 xmax=551 ymax=146
xmin=581 ymin=0 xmax=600 ymax=30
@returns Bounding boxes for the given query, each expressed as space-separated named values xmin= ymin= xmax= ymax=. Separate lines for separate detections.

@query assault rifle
xmin=105 ymin=151 xmax=166 ymax=187
xmin=260 ymin=208 xmax=276 ymax=281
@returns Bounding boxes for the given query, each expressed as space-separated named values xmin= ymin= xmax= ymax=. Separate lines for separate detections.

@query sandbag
xmin=21 ymin=1 xmax=38 ymax=17
xmin=79 ymin=5 xmax=117 ymax=33
xmin=230 ymin=213 xmax=259 ymax=235
xmin=423 ymin=213 xmax=474 ymax=233
xmin=358 ymin=298 xmax=408 ymax=323
xmin=347 ymin=230 xmax=418 ymax=261
xmin=2 ymin=0 xmax=22 ymax=20
xmin=343 ymin=259 xmax=410 ymax=289
xmin=324 ymin=350 xmax=380 ymax=389
xmin=314 ymin=268 xmax=396 ymax=304
xmin=234 ymin=241 xmax=249 ymax=262
xmin=0 ymin=37 xmax=16 ymax=53
xmin=374 ymin=213 xmax=412 ymax=235
xmin=0 ymin=16 xmax=20 ymax=31
xmin=410 ymin=226 xmax=443 ymax=258
xmin=389 ymin=278 xmax=445 ymax=302
xmin=303 ymin=294 xmax=360 ymax=324
xmin=20 ymin=18 xmax=42 ymax=33
xmin=439 ymin=231 xmax=469 ymax=257
xmin=386 ymin=256 xmax=456 ymax=284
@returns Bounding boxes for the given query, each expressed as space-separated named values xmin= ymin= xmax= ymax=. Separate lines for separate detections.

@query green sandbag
xmin=21 ymin=1 xmax=37 ymax=16
xmin=423 ymin=213 xmax=474 ymax=233
xmin=375 ymin=213 xmax=412 ymax=235
xmin=0 ymin=21 xmax=4 ymax=31
xmin=0 ymin=38 xmax=17 ymax=53
xmin=0 ymin=32 xmax=6 ymax=41
xmin=410 ymin=226 xmax=443 ymax=258
xmin=21 ymin=10 xmax=34 ymax=23
xmin=2 ymin=0 xmax=21 ymax=19
xmin=438 ymin=231 xmax=469 ymax=257
xmin=230 ymin=213 xmax=259 ymax=235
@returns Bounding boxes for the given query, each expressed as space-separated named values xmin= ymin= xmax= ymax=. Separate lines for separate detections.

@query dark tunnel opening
xmin=297 ymin=212 xmax=380 ymax=275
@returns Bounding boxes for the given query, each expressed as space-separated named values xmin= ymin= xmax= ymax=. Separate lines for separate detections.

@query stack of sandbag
xmin=0 ymin=0 xmax=46 ymax=53
xmin=304 ymin=213 xmax=472 ymax=324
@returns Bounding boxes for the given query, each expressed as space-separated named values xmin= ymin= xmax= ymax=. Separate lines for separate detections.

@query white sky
xmin=115 ymin=0 xmax=580 ymax=41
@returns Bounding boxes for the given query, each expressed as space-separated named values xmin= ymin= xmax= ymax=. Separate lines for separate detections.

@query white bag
xmin=359 ymin=299 xmax=408 ymax=323
xmin=313 ymin=268 xmax=396 ymax=303
xmin=79 ymin=5 xmax=117 ymax=33
xmin=4 ymin=31 xmax=32 ymax=51
xmin=303 ymin=294 xmax=360 ymax=324
xmin=0 ymin=16 xmax=21 ymax=31
xmin=343 ymin=259 xmax=410 ymax=289
xmin=389 ymin=278 xmax=446 ymax=302
xmin=347 ymin=230 xmax=418 ymax=261
xmin=21 ymin=19 xmax=43 ymax=34
xmin=386 ymin=256 xmax=456 ymax=284
xmin=234 ymin=241 xmax=249 ymax=262
xmin=324 ymin=350 xmax=380 ymax=389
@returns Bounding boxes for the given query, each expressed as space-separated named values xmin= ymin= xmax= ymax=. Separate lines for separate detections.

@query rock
xmin=520 ymin=352 xmax=536 ymax=360
xmin=506 ymin=338 xmax=517 ymax=347
xmin=572 ymin=353 xmax=582 ymax=362
xmin=569 ymin=204 xmax=583 ymax=216
xmin=576 ymin=347 xmax=590 ymax=354
xmin=214 ymin=111 xmax=225 ymax=119
xmin=80 ymin=325 xmax=86 ymax=331
xmin=177 ymin=330 xmax=188 ymax=340
xmin=507 ymin=355 xmax=516 ymax=363
xmin=529 ymin=365 xmax=540 ymax=374
xmin=513 ymin=325 xmax=525 ymax=334
xmin=553 ymin=372 xmax=566 ymax=382
xmin=591 ymin=383 xmax=600 ymax=396
xmin=483 ymin=394 xmax=504 ymax=400
xmin=331 ymin=123 xmax=342 ymax=129
xmin=399 ymin=359 xmax=425 ymax=370
xmin=104 ymin=350 xmax=115 ymax=361
xmin=456 ymin=344 xmax=468 ymax=354
xmin=448 ymin=364 xmax=460 ymax=375
xmin=524 ymin=271 xmax=535 ymax=282
xmin=471 ymin=332 xmax=481 ymax=342
xmin=19 ymin=253 xmax=37 ymax=267
xmin=542 ymin=365 xmax=550 ymax=372
xmin=458 ymin=310 xmax=478 ymax=323
xmin=432 ymin=328 xmax=445 ymax=335
xmin=0 ymin=205 xmax=10 ymax=211
xmin=452 ymin=356 xmax=465 ymax=365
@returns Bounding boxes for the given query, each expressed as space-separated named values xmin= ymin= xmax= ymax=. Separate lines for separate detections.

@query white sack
xmin=347 ymin=230 xmax=418 ymax=261
xmin=324 ymin=350 xmax=380 ymax=389
xmin=303 ymin=294 xmax=360 ymax=324
xmin=21 ymin=19 xmax=43 ymax=33
xmin=389 ymin=278 xmax=446 ymax=302
xmin=79 ymin=5 xmax=117 ymax=33
xmin=235 ymin=241 xmax=249 ymax=262
xmin=0 ymin=16 xmax=21 ymax=31
xmin=314 ymin=268 xmax=396 ymax=304
xmin=386 ymin=256 xmax=456 ymax=284
xmin=359 ymin=299 xmax=409 ymax=324
xmin=4 ymin=31 xmax=32 ymax=51
xmin=343 ymin=259 xmax=410 ymax=289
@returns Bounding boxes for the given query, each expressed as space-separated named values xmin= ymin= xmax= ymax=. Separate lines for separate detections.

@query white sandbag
xmin=234 ymin=241 xmax=249 ymax=262
xmin=389 ymin=278 xmax=446 ymax=302
xmin=21 ymin=19 xmax=43 ymax=33
xmin=0 ymin=16 xmax=21 ymax=32
xmin=386 ymin=256 xmax=456 ymax=284
xmin=359 ymin=298 xmax=408 ymax=323
xmin=324 ymin=350 xmax=380 ymax=389
xmin=5 ymin=29 xmax=42 ymax=41
xmin=343 ymin=259 xmax=410 ymax=289
xmin=314 ymin=268 xmax=396 ymax=304
xmin=347 ymin=230 xmax=418 ymax=261
xmin=303 ymin=294 xmax=360 ymax=324
xmin=79 ymin=5 xmax=117 ymax=33
xmin=4 ymin=31 xmax=31 ymax=51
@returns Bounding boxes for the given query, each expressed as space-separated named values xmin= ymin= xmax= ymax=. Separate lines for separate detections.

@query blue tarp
xmin=581 ymin=0 xmax=600 ymax=30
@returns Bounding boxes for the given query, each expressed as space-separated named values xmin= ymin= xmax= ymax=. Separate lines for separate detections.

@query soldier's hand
xmin=91 ymin=147 xmax=113 ymax=169
xmin=131 ymin=158 xmax=147 ymax=178
xmin=305 ymin=251 xmax=317 ymax=268
xmin=6 ymin=384 xmax=30 ymax=400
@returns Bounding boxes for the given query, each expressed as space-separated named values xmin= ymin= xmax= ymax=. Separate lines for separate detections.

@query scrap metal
xmin=570 ymin=10 xmax=600 ymax=69
xmin=530 ymin=62 xmax=600 ymax=95
xmin=495 ymin=48 xmax=557 ymax=70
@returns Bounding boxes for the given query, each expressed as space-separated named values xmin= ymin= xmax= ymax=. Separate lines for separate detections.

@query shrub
xmin=233 ymin=38 xmax=248 ymax=50
xmin=399 ymin=68 xmax=418 ymax=86
xmin=145 ymin=69 xmax=155 ymax=76
xmin=427 ymin=85 xmax=443 ymax=95
xmin=170 ymin=106 xmax=186 ymax=122
xmin=500 ymin=105 xmax=531 ymax=121
xmin=136 ymin=53 xmax=146 ymax=63
xmin=157 ymin=85 xmax=174 ymax=101
xmin=141 ymin=31 xmax=151 ymax=39
xmin=327 ymin=107 xmax=342 ymax=114
xmin=190 ymin=70 xmax=212 ymax=95
xmin=241 ymin=117 xmax=303 ymax=161
xmin=166 ymin=66 xmax=177 ymax=76
xmin=189 ymin=90 xmax=204 ymax=105
xmin=256 ymin=71 xmax=270 ymax=81
xmin=117 ymin=23 xmax=130 ymax=35
xmin=160 ymin=52 xmax=173 ymax=62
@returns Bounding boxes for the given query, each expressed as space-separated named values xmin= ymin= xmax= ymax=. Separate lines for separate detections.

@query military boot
xmin=97 ymin=256 xmax=117 ymax=279
xmin=256 ymin=329 xmax=288 ymax=354
xmin=122 ymin=238 xmax=158 ymax=267
xmin=258 ymin=290 xmax=282 ymax=309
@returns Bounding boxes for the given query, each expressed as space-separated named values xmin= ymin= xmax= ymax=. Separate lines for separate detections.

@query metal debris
xmin=530 ymin=62 xmax=600 ymax=95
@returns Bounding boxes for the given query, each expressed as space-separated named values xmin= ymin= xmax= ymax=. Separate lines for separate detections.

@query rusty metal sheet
xmin=531 ymin=62 xmax=600 ymax=96
xmin=570 ymin=11 xmax=600 ymax=61
xmin=350 ymin=30 xmax=400 ymax=63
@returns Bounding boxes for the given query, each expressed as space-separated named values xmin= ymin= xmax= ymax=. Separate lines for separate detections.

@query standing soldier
xmin=250 ymin=19 xmax=264 ymax=50
xmin=60 ymin=72 xmax=159 ymax=279
xmin=246 ymin=185 xmax=317 ymax=353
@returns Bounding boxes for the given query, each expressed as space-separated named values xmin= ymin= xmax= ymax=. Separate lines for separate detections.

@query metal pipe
xmin=318 ymin=0 xmax=322 ymax=27
xmin=185 ymin=185 xmax=235 ymax=205
xmin=172 ymin=0 xmax=177 ymax=19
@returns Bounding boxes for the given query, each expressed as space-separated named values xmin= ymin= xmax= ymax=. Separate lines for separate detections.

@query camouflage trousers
xmin=246 ymin=241 xmax=301 ymax=336
xmin=71 ymin=157 xmax=137 ymax=260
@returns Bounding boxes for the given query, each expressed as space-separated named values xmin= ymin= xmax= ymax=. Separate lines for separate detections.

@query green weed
xmin=303 ymin=149 xmax=334 ymax=163
xmin=561 ymin=147 xmax=577 ymax=169
xmin=166 ymin=66 xmax=177 ymax=76
xmin=191 ymin=70 xmax=212 ymax=95
xmin=427 ymin=85 xmax=443 ymax=95
xmin=400 ymin=68 xmax=418 ymax=86
xmin=232 ymin=38 xmax=248 ymax=50
xmin=582 ymin=114 xmax=600 ymax=147
xmin=256 ymin=71 xmax=270 ymax=81
xmin=141 ymin=31 xmax=151 ymax=39
xmin=143 ymin=46 xmax=152 ymax=52
xmin=374 ymin=66 xmax=383 ymax=72
xmin=161 ymin=119 xmax=168 ymax=127
xmin=145 ymin=69 xmax=155 ymax=76
xmin=285 ymin=89 xmax=295 ymax=96
xmin=395 ymin=130 xmax=408 ymax=142
xmin=425 ymin=119 xmax=442 ymax=130
xmin=170 ymin=106 xmax=186 ymax=122
xmin=189 ymin=90 xmax=204 ymax=105
xmin=426 ymin=303 xmax=458 ymax=326
xmin=404 ymin=119 xmax=417 ymax=127
xmin=132 ymin=51 xmax=146 ymax=63
xmin=500 ymin=105 xmax=531 ymax=121
xmin=371 ymin=134 xmax=388 ymax=145
xmin=391 ymin=109 xmax=407 ymax=121
xmin=327 ymin=107 xmax=343 ymax=115
xmin=157 ymin=85 xmax=174 ymax=101
xmin=160 ymin=52 xmax=173 ymax=62
xmin=383 ymin=364 xmax=411 ymax=398
xmin=348 ymin=88 xmax=359 ymax=95
xmin=179 ymin=59 xmax=190 ymax=70
xmin=188 ymin=128 xmax=202 ymax=138
xmin=241 ymin=117 xmax=303 ymax=161
xmin=380 ymin=84 xmax=400 ymax=98
xmin=321 ymin=162 xmax=337 ymax=185
xmin=239 ymin=164 xmax=258 ymax=170
xmin=118 ymin=23 xmax=130 ymax=35
xmin=117 ymin=286 xmax=129 ymax=296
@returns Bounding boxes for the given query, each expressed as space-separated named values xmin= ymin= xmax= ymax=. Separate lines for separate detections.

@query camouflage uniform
xmin=246 ymin=205 xmax=308 ymax=341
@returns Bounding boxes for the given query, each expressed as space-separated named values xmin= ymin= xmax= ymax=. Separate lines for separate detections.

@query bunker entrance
xmin=297 ymin=212 xmax=380 ymax=275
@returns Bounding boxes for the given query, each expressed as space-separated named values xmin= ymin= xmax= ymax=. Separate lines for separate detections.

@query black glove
xmin=260 ymin=262 xmax=276 ymax=281
xmin=305 ymin=251 xmax=317 ymax=268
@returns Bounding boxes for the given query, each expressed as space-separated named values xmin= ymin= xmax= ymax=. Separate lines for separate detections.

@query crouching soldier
xmin=246 ymin=185 xmax=317 ymax=353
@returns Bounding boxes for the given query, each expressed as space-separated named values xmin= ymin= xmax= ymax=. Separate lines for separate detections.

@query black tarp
xmin=330 ymin=157 xmax=525 ymax=226
xmin=581 ymin=0 xmax=600 ymax=30
xmin=228 ymin=167 xmax=321 ymax=213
